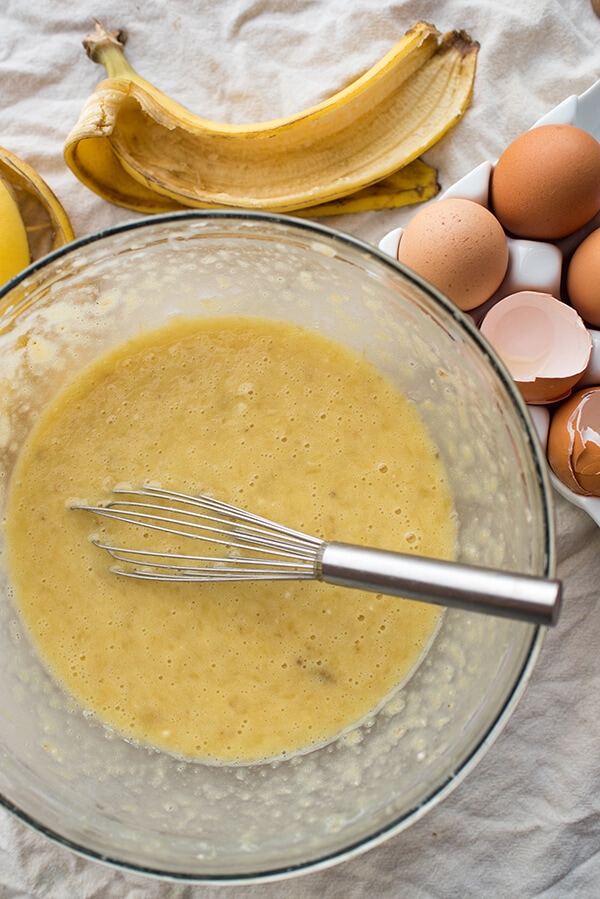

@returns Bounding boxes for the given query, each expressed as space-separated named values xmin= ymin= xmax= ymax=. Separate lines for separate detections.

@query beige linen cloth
xmin=1 ymin=1 xmax=600 ymax=896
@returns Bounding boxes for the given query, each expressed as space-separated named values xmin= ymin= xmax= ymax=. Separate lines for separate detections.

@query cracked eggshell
xmin=547 ymin=386 xmax=600 ymax=495
xmin=480 ymin=291 xmax=592 ymax=404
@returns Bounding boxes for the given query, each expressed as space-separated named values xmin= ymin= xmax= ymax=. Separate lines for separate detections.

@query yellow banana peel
xmin=64 ymin=20 xmax=477 ymax=214
xmin=295 ymin=159 xmax=440 ymax=217
xmin=0 ymin=174 xmax=30 ymax=285
xmin=0 ymin=146 xmax=74 ymax=260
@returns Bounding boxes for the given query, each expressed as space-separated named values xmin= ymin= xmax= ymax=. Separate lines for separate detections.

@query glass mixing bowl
xmin=0 ymin=212 xmax=554 ymax=882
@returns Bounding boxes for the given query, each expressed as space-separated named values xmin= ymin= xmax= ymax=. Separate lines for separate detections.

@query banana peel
xmin=295 ymin=159 xmax=439 ymax=217
xmin=0 ymin=174 xmax=30 ymax=284
xmin=0 ymin=146 xmax=74 ymax=259
xmin=64 ymin=20 xmax=477 ymax=215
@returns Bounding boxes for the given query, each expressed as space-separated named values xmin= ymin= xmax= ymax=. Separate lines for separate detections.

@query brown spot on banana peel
xmin=443 ymin=29 xmax=481 ymax=59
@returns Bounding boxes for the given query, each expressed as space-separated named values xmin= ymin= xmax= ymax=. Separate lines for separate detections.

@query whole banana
xmin=64 ymin=20 xmax=478 ymax=215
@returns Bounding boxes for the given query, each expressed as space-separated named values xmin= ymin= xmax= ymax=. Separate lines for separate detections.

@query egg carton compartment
xmin=378 ymin=79 xmax=600 ymax=527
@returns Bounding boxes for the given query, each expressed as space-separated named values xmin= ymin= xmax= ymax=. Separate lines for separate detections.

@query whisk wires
xmin=72 ymin=487 xmax=323 ymax=582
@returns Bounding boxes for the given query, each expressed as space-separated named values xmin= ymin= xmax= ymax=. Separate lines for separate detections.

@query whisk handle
xmin=319 ymin=543 xmax=561 ymax=627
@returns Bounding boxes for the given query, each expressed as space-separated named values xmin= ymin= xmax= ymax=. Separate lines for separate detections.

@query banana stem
xmin=83 ymin=20 xmax=139 ymax=81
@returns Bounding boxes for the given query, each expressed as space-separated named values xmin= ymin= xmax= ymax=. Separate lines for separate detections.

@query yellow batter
xmin=6 ymin=316 xmax=455 ymax=764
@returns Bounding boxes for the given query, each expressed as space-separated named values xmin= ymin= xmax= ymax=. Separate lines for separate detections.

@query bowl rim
xmin=0 ymin=209 xmax=554 ymax=884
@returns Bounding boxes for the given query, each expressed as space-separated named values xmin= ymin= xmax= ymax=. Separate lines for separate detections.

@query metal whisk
xmin=71 ymin=486 xmax=562 ymax=627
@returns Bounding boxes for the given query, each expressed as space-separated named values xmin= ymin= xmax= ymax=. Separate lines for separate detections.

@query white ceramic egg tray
xmin=378 ymin=80 xmax=600 ymax=527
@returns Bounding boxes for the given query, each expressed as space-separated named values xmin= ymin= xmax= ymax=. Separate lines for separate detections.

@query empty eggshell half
xmin=547 ymin=386 xmax=600 ymax=495
xmin=480 ymin=291 xmax=592 ymax=403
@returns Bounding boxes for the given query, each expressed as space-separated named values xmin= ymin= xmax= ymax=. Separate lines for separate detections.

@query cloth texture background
xmin=1 ymin=0 xmax=600 ymax=896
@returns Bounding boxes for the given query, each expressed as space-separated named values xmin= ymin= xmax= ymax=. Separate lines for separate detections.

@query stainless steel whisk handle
xmin=319 ymin=543 xmax=562 ymax=627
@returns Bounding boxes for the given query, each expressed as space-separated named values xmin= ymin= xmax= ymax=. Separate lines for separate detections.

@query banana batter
xmin=6 ymin=316 xmax=455 ymax=763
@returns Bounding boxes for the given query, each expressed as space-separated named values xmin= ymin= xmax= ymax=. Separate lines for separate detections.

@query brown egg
xmin=547 ymin=386 xmax=600 ymax=496
xmin=397 ymin=197 xmax=509 ymax=311
xmin=566 ymin=226 xmax=600 ymax=327
xmin=490 ymin=124 xmax=600 ymax=240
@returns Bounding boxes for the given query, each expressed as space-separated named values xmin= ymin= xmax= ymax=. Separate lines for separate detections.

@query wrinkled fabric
xmin=1 ymin=1 xmax=600 ymax=896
